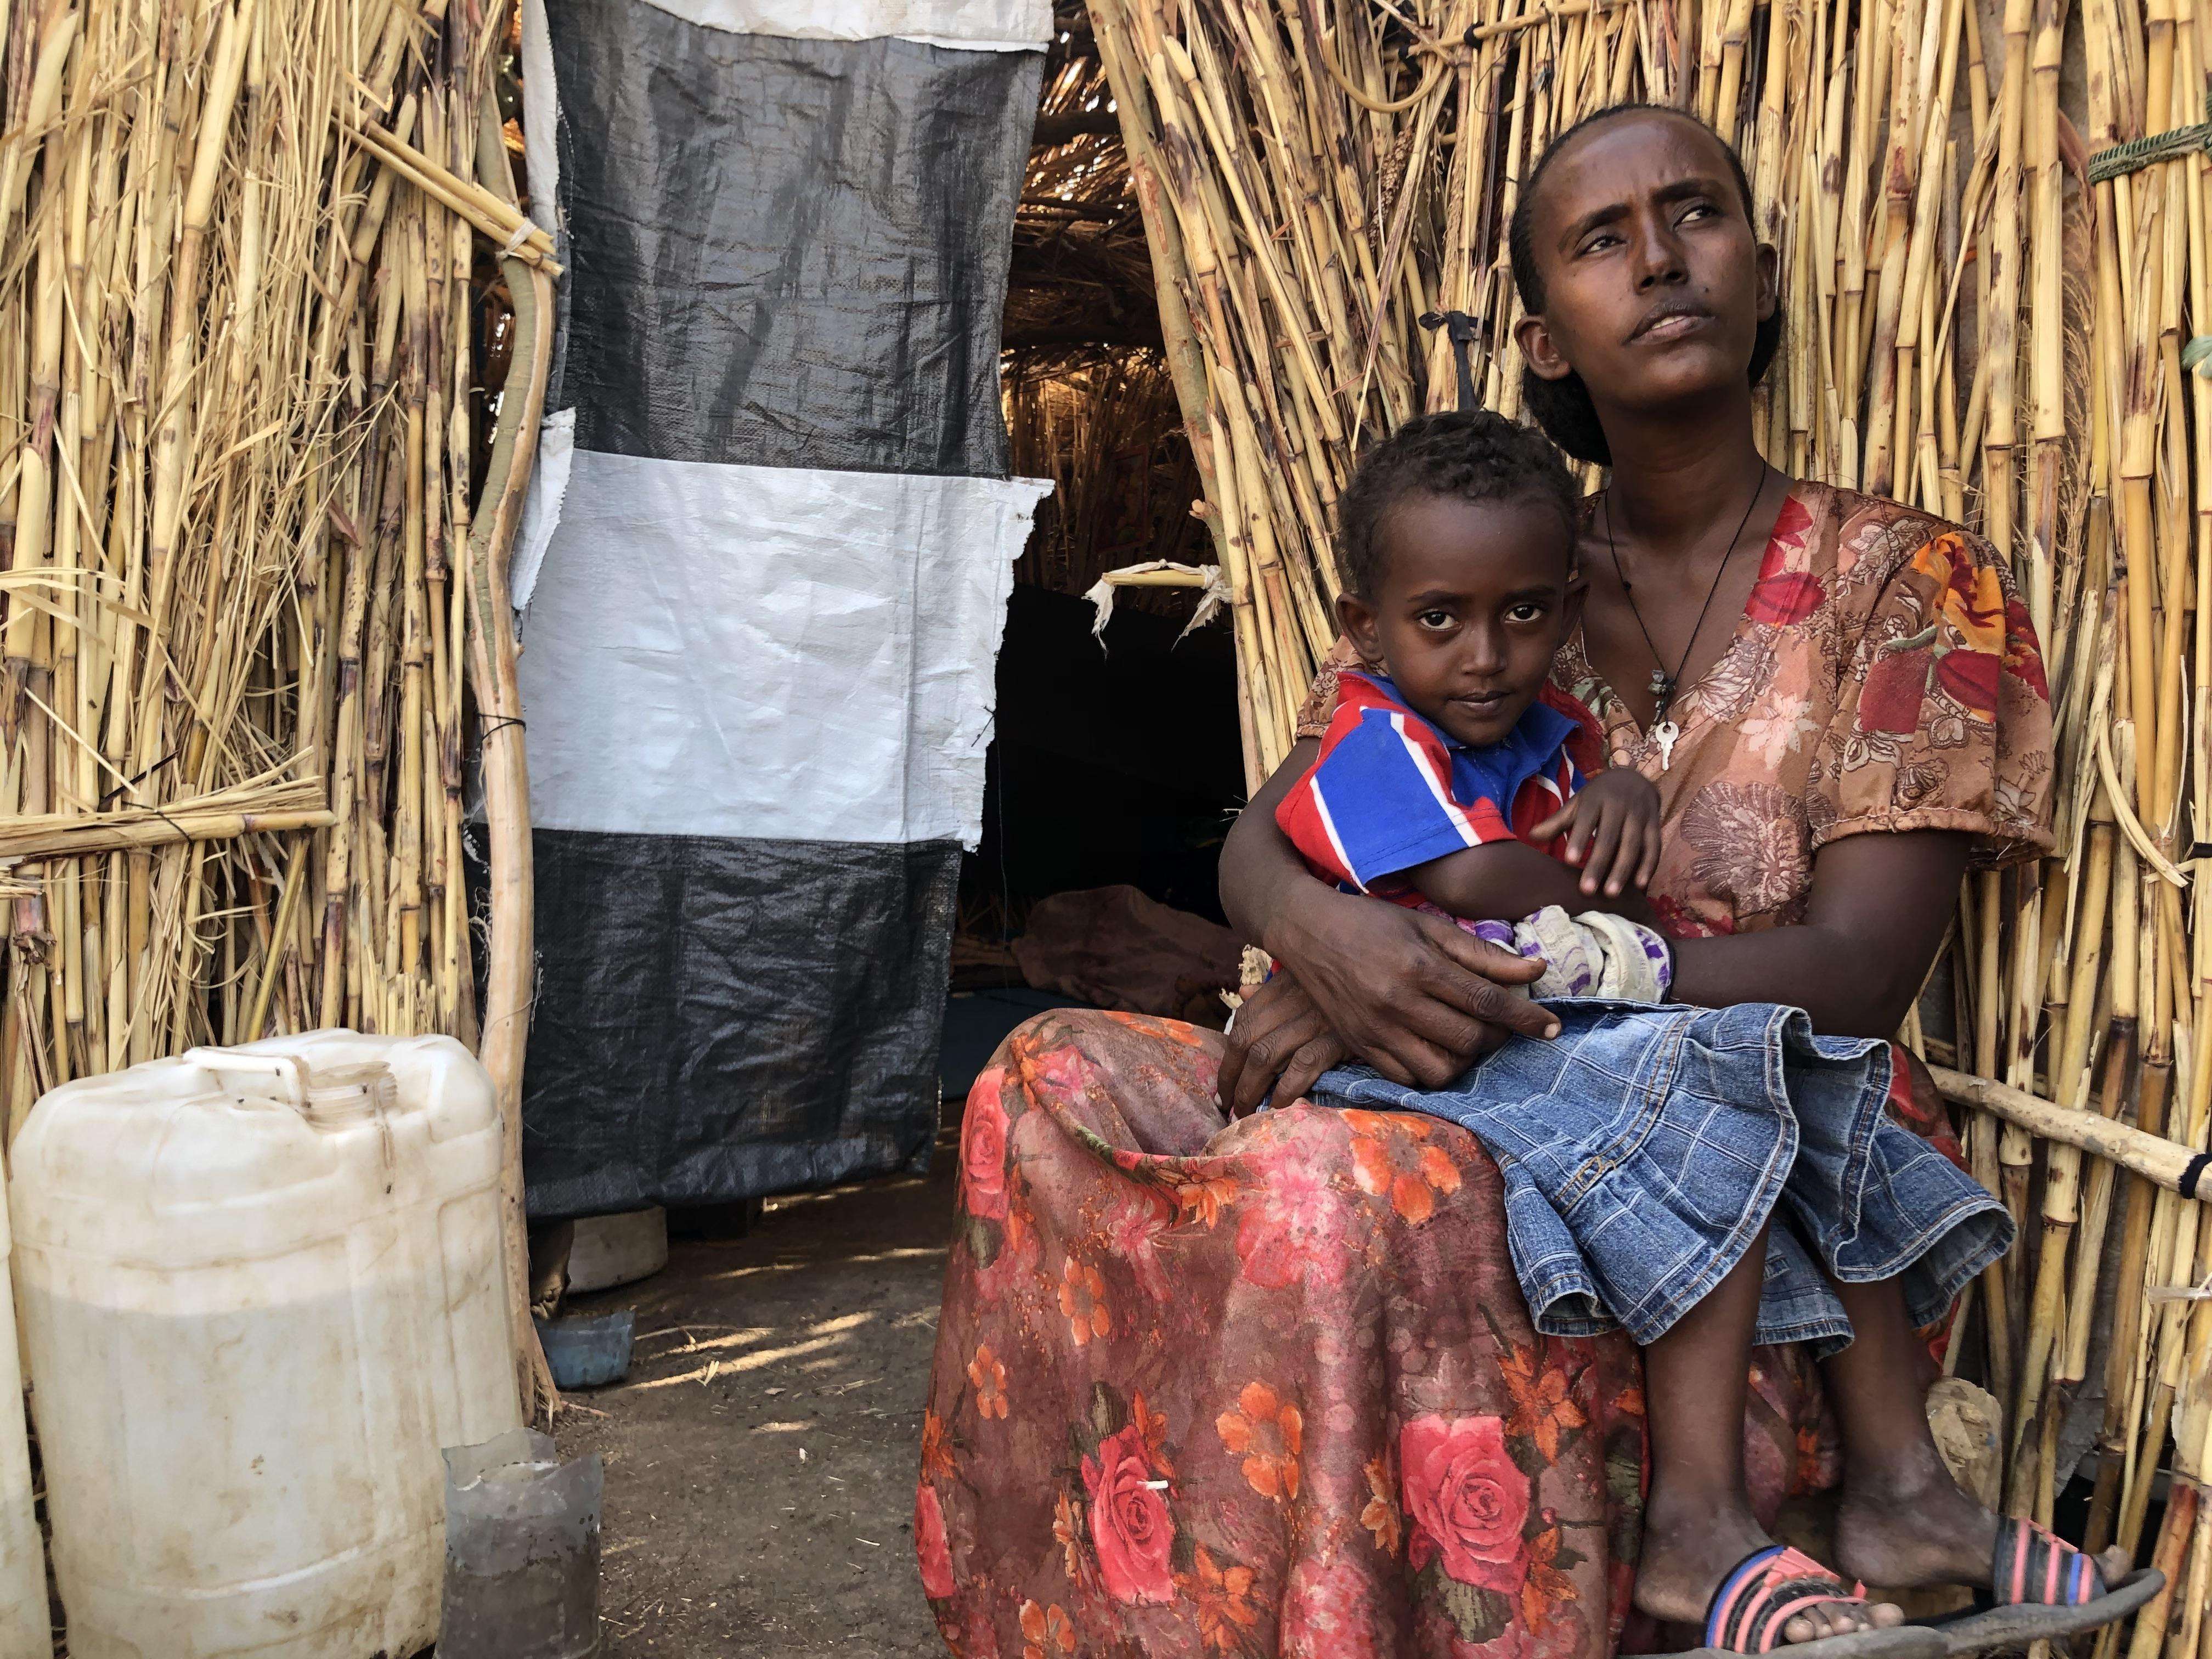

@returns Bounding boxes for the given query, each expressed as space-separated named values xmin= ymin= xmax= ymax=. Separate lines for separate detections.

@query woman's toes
xmin=1867 ymin=1600 xmax=1905 ymax=1628
xmin=2097 ymin=1547 xmax=2132 ymax=1587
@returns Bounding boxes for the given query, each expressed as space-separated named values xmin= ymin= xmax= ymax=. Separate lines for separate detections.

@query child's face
xmin=1338 ymin=493 xmax=1579 ymax=748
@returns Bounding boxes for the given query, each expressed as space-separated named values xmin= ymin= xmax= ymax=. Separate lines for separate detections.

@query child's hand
xmin=1529 ymin=770 xmax=1663 ymax=900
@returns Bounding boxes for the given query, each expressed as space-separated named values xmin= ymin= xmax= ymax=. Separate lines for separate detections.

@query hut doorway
xmin=943 ymin=5 xmax=1249 ymax=1091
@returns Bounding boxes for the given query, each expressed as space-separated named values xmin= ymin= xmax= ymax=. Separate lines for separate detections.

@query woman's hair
xmin=1336 ymin=409 xmax=1581 ymax=598
xmin=1506 ymin=103 xmax=1782 ymax=467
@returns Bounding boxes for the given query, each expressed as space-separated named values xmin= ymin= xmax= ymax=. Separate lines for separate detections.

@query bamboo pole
xmin=471 ymin=94 xmax=557 ymax=1423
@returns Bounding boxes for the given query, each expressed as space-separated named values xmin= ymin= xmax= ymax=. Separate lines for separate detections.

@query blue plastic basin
xmin=535 ymin=1308 xmax=636 ymax=1390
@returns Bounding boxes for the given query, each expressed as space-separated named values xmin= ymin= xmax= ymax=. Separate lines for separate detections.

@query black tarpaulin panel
xmin=546 ymin=0 xmax=1039 ymax=476
xmin=521 ymin=830 xmax=961 ymax=1220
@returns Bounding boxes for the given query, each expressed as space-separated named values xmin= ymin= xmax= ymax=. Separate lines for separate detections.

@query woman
xmin=921 ymin=105 xmax=2074 ymax=1658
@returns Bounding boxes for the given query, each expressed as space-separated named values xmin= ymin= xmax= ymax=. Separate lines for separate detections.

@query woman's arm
xmin=1217 ymin=740 xmax=1323 ymax=943
xmin=1217 ymin=742 xmax=1554 ymax=1115
xmin=1667 ymin=830 xmax=1970 ymax=1038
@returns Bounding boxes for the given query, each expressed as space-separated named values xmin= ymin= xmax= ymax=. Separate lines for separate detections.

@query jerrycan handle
xmin=182 ymin=1048 xmax=308 ymax=1109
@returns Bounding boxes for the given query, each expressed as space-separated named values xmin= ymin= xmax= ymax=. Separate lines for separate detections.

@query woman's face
xmin=1514 ymin=110 xmax=1776 ymax=420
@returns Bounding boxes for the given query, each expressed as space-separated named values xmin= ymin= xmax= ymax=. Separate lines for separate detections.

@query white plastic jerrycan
xmin=0 ymin=1182 xmax=54 ymax=1657
xmin=10 ymin=1032 xmax=523 ymax=1659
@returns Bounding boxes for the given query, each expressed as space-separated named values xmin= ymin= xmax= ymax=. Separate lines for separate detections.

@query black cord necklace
xmin=1602 ymin=464 xmax=1770 ymax=766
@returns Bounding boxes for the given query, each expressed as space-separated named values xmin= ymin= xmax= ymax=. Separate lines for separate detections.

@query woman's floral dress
xmin=917 ymin=484 xmax=2052 ymax=1658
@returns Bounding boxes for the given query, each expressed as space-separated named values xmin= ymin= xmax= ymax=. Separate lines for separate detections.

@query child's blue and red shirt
xmin=1276 ymin=669 xmax=1606 ymax=904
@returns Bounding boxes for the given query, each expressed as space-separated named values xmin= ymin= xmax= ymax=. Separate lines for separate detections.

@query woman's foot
xmin=1832 ymin=1464 xmax=2131 ymax=1596
xmin=1637 ymin=1489 xmax=1905 ymax=1645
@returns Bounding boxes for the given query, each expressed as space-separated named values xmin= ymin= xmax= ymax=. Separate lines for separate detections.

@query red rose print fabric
xmin=917 ymin=1484 xmax=958 ymax=1600
xmin=920 ymin=1015 xmax=1976 ymax=1657
xmin=1085 ymin=1424 xmax=1180 ymax=1604
xmin=1400 ymin=1414 xmax=1530 ymax=1592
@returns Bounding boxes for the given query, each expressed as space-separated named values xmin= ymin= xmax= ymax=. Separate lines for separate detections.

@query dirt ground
xmin=555 ymin=1125 xmax=960 ymax=1658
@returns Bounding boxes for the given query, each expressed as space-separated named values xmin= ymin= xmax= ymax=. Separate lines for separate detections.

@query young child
xmin=1276 ymin=411 xmax=2043 ymax=1654
xmin=1275 ymin=416 xmax=1671 ymax=1002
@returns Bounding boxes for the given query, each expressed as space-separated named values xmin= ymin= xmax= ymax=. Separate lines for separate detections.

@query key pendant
xmin=1652 ymin=719 xmax=1681 ymax=771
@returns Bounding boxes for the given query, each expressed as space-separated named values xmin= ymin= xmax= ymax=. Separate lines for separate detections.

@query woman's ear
xmin=1336 ymin=590 xmax=1384 ymax=661
xmin=1516 ymin=311 xmax=1577 ymax=385
xmin=1756 ymin=241 xmax=1780 ymax=321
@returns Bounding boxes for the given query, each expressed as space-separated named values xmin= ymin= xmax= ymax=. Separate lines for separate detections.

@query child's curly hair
xmin=1335 ymin=409 xmax=1580 ymax=599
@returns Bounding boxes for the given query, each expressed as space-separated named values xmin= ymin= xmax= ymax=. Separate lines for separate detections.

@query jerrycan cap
xmin=301 ymin=1061 xmax=397 ymax=1127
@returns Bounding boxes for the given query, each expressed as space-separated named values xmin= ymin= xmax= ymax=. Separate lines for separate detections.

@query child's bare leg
xmin=1825 ymin=1277 xmax=2128 ymax=1591
xmin=1634 ymin=1223 xmax=1903 ymax=1642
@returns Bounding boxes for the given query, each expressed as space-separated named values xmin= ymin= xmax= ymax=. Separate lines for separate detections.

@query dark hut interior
xmin=944 ymin=8 xmax=1248 ymax=1082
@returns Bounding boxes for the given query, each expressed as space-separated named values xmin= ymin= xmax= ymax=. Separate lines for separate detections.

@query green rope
xmin=2088 ymin=125 xmax=2212 ymax=182
xmin=2086 ymin=92 xmax=2212 ymax=184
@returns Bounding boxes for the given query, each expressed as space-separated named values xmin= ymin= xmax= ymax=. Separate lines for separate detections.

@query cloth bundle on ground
xmin=1011 ymin=885 xmax=1245 ymax=1028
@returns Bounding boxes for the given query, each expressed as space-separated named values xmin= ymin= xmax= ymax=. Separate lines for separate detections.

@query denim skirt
xmin=1313 ymin=999 xmax=2012 ymax=1357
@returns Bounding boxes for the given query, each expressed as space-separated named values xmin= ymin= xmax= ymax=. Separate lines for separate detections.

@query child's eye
xmin=1505 ymin=602 xmax=1548 ymax=624
xmin=1415 ymin=610 xmax=1455 ymax=630
xmin=1680 ymin=201 xmax=1717 ymax=224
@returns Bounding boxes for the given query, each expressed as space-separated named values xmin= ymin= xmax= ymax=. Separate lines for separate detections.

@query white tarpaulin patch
xmin=635 ymin=0 xmax=1049 ymax=49
xmin=518 ymin=452 xmax=1052 ymax=848
xmin=510 ymin=408 xmax=575 ymax=614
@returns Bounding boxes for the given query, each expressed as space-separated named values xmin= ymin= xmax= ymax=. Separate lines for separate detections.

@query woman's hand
xmin=1218 ymin=975 xmax=1347 ymax=1119
xmin=1219 ymin=735 xmax=1556 ymax=1118
xmin=1530 ymin=769 xmax=1663 ymax=899
xmin=1218 ymin=887 xmax=1555 ymax=1117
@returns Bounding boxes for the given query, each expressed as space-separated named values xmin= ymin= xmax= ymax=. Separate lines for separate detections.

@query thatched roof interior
xmin=1004 ymin=6 xmax=1201 ymax=607
xmin=1005 ymin=7 xmax=1156 ymax=361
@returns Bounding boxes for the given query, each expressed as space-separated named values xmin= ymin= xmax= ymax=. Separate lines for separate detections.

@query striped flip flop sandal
xmin=1682 ymin=1544 xmax=1943 ymax=1658
xmin=1922 ymin=1519 xmax=2163 ymax=1657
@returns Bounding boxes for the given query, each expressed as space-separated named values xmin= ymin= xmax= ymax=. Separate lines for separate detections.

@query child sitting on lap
xmin=1275 ymin=443 xmax=1669 ymax=1002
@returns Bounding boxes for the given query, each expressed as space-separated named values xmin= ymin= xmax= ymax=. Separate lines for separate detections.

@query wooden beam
xmin=1930 ymin=1065 xmax=2209 ymax=1198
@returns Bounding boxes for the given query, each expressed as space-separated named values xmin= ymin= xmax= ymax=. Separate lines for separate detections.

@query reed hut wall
xmin=1092 ymin=0 xmax=2212 ymax=1624
xmin=0 ymin=0 xmax=555 ymax=1412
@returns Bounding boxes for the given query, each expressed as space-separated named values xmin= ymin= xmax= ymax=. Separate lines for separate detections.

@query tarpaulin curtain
xmin=520 ymin=0 xmax=1049 ymax=1220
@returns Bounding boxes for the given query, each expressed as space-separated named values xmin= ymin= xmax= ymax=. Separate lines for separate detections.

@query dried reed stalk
xmin=1093 ymin=0 xmax=2212 ymax=1605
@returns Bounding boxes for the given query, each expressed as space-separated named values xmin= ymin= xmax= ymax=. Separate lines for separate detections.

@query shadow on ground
xmin=555 ymin=1126 xmax=959 ymax=1657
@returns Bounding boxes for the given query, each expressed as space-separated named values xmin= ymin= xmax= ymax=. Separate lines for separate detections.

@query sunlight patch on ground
xmin=619 ymin=1314 xmax=877 ymax=1391
xmin=699 ymin=1245 xmax=946 ymax=1284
